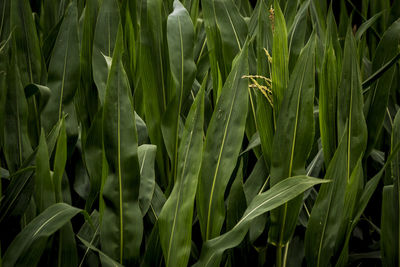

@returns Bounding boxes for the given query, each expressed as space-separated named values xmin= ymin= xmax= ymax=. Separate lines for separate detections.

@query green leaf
xmin=141 ymin=223 xmax=164 ymax=267
xmin=271 ymin=0 xmax=289 ymax=120
xmin=201 ymin=0 xmax=247 ymax=101
xmin=200 ymin=0 xmax=224 ymax=100
xmin=161 ymin=0 xmax=197 ymax=183
xmin=76 ymin=0 xmax=100 ymax=136
xmin=2 ymin=203 xmax=82 ymax=267
xmin=268 ymin=35 xmax=316 ymax=247
xmin=226 ymin=160 xmax=247 ymax=265
xmin=158 ymin=80 xmax=204 ymax=267
xmin=77 ymin=210 xmax=101 ymax=267
xmin=287 ymin=0 xmax=309 ymax=73
xmin=364 ymin=19 xmax=400 ymax=156
xmin=34 ymin=130 xmax=56 ymax=212
xmin=337 ymin=27 xmax=367 ymax=177
xmin=10 ymin=0 xmax=43 ymax=86
xmin=41 ymin=1 xmax=80 ymax=135
xmin=197 ymin=43 xmax=249 ymax=241
xmin=53 ymin=119 xmax=67 ymax=202
xmin=255 ymin=0 xmax=274 ymax=168
xmin=83 ymin=108 xmax=105 ymax=211
xmin=355 ymin=11 xmax=383 ymax=40
xmin=78 ymin=236 xmax=123 ymax=267
xmin=386 ymin=108 xmax=400 ymax=266
xmin=319 ymin=9 xmax=339 ymax=165
xmin=92 ymin=0 xmax=120 ymax=104
xmin=306 ymin=28 xmax=368 ymax=267
xmin=0 ymin=0 xmax=11 ymax=43
xmin=138 ymin=144 xmax=157 ymax=216
xmin=101 ymin=24 xmax=143 ymax=264
xmin=214 ymin=0 xmax=247 ymax=73
xmin=139 ymin=0 xmax=169 ymax=188
xmin=24 ymin=84 xmax=51 ymax=113
xmin=3 ymin=49 xmax=32 ymax=173
xmin=0 ymin=166 xmax=35 ymax=224
xmin=53 ymin=118 xmax=78 ymax=267
xmin=243 ymin=156 xmax=268 ymax=202
xmin=226 ymin=160 xmax=246 ymax=231
xmin=194 ymin=176 xmax=329 ymax=267
xmin=334 ymin=157 xmax=363 ymax=256
xmin=381 ymin=185 xmax=398 ymax=266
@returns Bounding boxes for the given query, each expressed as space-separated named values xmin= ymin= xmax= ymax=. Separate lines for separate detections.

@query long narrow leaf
xmin=197 ymin=43 xmax=248 ymax=240
xmin=101 ymin=24 xmax=143 ymax=264
xmin=194 ymin=176 xmax=329 ymax=267
xmin=159 ymin=80 xmax=204 ymax=267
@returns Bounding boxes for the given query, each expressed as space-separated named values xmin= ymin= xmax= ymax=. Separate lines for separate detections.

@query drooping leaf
xmin=2 ymin=203 xmax=82 ymax=267
xmin=194 ymin=176 xmax=329 ymax=267
xmin=0 ymin=166 xmax=35 ymax=224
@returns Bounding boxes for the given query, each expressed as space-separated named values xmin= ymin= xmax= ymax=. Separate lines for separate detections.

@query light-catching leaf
xmin=159 ymin=80 xmax=204 ymax=267
xmin=101 ymin=24 xmax=143 ymax=264
xmin=197 ymin=42 xmax=249 ymax=240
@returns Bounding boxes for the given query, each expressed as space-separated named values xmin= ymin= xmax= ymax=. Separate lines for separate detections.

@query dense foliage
xmin=1 ymin=0 xmax=400 ymax=266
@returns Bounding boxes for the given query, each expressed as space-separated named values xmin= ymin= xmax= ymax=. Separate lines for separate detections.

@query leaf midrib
xmin=117 ymin=68 xmax=123 ymax=263
xmin=167 ymin=125 xmax=196 ymax=266
xmin=278 ymin=47 xmax=312 ymax=247
xmin=205 ymin=67 xmax=239 ymax=240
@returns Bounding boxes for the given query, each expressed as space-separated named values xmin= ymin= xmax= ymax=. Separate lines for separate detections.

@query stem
xmin=283 ymin=242 xmax=289 ymax=267
xmin=276 ymin=241 xmax=289 ymax=267
xmin=276 ymin=245 xmax=282 ymax=267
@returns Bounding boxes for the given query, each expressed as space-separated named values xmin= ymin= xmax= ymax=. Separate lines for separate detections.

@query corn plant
xmin=1 ymin=0 xmax=400 ymax=266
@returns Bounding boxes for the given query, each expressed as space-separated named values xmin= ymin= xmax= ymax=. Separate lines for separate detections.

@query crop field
xmin=1 ymin=0 xmax=400 ymax=266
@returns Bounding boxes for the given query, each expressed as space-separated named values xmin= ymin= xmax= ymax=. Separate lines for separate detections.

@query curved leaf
xmin=2 ymin=203 xmax=82 ymax=267
xmin=194 ymin=176 xmax=328 ymax=267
